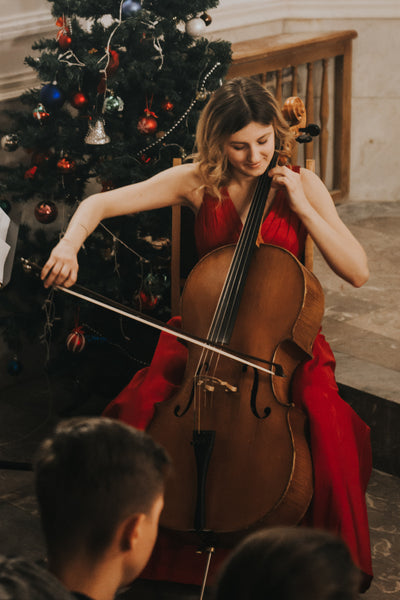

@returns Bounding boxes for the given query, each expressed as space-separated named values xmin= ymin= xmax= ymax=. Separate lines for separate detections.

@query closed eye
xmin=230 ymin=136 xmax=270 ymax=151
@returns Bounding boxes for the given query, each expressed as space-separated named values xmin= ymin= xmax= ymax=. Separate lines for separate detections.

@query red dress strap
xmin=194 ymin=166 xmax=307 ymax=260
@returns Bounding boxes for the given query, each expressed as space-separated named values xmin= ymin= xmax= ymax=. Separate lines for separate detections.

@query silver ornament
xmin=1 ymin=134 xmax=20 ymax=152
xmin=185 ymin=18 xmax=207 ymax=38
xmin=104 ymin=95 xmax=124 ymax=114
xmin=85 ymin=119 xmax=111 ymax=145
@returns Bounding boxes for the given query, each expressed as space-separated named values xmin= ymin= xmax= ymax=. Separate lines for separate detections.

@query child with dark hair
xmin=215 ymin=527 xmax=361 ymax=600
xmin=0 ymin=417 xmax=170 ymax=600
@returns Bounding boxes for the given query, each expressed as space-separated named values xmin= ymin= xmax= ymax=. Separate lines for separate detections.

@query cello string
xmin=208 ymin=181 xmax=264 ymax=341
xmin=189 ymin=177 xmax=269 ymax=370
xmin=205 ymin=180 xmax=266 ymax=368
xmin=191 ymin=179 xmax=267 ymax=413
xmin=202 ymin=168 xmax=274 ymax=397
xmin=211 ymin=157 xmax=275 ymax=342
xmin=208 ymin=165 xmax=273 ymax=345
xmin=171 ymin=157 xmax=276 ymax=425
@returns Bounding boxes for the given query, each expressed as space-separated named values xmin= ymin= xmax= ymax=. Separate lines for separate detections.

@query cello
xmin=146 ymin=97 xmax=324 ymax=552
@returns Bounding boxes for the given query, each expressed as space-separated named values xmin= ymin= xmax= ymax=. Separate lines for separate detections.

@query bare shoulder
xmin=299 ymin=166 xmax=335 ymax=209
xmin=170 ymin=161 xmax=202 ymax=185
xmin=165 ymin=161 xmax=204 ymax=209
xmin=299 ymin=166 xmax=322 ymax=187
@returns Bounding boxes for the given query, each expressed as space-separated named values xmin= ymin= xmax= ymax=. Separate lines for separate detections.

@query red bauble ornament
xmin=71 ymin=91 xmax=88 ymax=109
xmin=58 ymin=31 xmax=72 ymax=50
xmin=57 ymin=157 xmax=76 ymax=173
xmin=137 ymin=111 xmax=158 ymax=134
xmin=66 ymin=327 xmax=86 ymax=353
xmin=161 ymin=99 xmax=174 ymax=112
xmin=24 ymin=166 xmax=38 ymax=179
xmin=34 ymin=200 xmax=58 ymax=224
xmin=138 ymin=290 xmax=159 ymax=310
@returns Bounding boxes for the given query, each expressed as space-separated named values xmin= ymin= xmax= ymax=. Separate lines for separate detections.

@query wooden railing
xmin=227 ymin=30 xmax=358 ymax=203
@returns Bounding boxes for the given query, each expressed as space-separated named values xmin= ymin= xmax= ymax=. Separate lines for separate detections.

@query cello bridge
xmin=196 ymin=376 xmax=237 ymax=393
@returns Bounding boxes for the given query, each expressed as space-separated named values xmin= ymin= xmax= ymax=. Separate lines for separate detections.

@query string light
xmin=136 ymin=62 xmax=221 ymax=156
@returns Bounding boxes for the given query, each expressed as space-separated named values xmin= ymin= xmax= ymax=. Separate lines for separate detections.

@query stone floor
xmin=313 ymin=199 xmax=400 ymax=404
xmin=0 ymin=200 xmax=399 ymax=599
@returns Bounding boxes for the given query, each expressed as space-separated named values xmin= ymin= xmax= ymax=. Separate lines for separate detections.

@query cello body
xmin=147 ymin=242 xmax=324 ymax=546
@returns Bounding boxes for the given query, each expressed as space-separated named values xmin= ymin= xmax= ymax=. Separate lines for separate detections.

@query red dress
xmin=104 ymin=178 xmax=373 ymax=589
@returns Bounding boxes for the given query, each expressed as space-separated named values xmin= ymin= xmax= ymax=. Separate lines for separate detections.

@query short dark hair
xmin=215 ymin=527 xmax=361 ymax=600
xmin=34 ymin=417 xmax=170 ymax=561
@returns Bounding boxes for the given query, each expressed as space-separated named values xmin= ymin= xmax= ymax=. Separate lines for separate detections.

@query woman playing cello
xmin=41 ymin=77 xmax=372 ymax=591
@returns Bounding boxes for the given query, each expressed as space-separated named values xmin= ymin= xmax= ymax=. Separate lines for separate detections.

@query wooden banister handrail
xmin=228 ymin=31 xmax=357 ymax=74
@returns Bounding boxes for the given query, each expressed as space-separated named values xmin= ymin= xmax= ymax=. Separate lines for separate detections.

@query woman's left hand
xmin=268 ymin=165 xmax=310 ymax=217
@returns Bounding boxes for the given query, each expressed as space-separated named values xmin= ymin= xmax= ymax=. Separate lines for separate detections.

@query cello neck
xmin=207 ymin=153 xmax=278 ymax=346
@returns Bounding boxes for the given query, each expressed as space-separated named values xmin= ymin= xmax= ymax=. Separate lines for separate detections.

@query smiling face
xmin=224 ymin=122 xmax=276 ymax=179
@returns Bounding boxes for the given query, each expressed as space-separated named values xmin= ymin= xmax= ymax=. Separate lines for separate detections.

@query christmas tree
xmin=0 ymin=0 xmax=231 ymax=407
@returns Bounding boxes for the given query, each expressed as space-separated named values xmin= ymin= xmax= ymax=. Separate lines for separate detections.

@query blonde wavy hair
xmin=193 ymin=77 xmax=294 ymax=199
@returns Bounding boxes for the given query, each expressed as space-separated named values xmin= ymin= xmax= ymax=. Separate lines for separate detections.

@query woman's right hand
xmin=41 ymin=238 xmax=79 ymax=288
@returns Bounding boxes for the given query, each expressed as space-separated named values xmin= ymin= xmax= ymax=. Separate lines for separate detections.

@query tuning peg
xmin=299 ymin=123 xmax=321 ymax=137
xmin=296 ymin=133 xmax=313 ymax=144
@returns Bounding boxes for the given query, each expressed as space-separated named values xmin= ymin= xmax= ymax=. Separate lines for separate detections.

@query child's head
xmin=34 ymin=417 xmax=169 ymax=578
xmin=215 ymin=526 xmax=361 ymax=600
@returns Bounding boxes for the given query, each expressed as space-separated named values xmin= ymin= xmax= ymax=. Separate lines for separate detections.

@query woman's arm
xmin=268 ymin=165 xmax=369 ymax=287
xmin=41 ymin=162 xmax=202 ymax=288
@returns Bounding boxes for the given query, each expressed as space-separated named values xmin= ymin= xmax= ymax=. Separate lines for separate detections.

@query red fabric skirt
xmin=104 ymin=318 xmax=373 ymax=589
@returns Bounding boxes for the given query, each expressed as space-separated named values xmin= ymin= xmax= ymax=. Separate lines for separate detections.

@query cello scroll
xmin=278 ymin=96 xmax=320 ymax=166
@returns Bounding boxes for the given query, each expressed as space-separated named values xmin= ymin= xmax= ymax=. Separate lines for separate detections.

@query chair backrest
xmin=170 ymin=158 xmax=198 ymax=316
xmin=171 ymin=203 xmax=198 ymax=316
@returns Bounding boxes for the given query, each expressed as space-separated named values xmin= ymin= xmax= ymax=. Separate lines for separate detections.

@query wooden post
xmin=305 ymin=63 xmax=315 ymax=167
xmin=319 ymin=58 xmax=329 ymax=184
xmin=275 ymin=69 xmax=282 ymax=103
